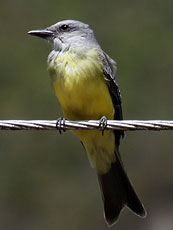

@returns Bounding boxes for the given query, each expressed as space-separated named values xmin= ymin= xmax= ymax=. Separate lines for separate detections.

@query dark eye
xmin=60 ymin=24 xmax=69 ymax=31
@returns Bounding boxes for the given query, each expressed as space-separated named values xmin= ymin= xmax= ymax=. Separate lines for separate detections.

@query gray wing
xmin=100 ymin=52 xmax=124 ymax=145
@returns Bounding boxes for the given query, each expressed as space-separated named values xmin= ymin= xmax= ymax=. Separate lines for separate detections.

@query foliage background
xmin=0 ymin=0 xmax=173 ymax=229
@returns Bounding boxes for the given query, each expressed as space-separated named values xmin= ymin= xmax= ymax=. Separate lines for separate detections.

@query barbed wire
xmin=0 ymin=120 xmax=173 ymax=131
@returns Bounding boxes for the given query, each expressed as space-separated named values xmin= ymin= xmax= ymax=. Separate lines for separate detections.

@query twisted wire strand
xmin=0 ymin=120 xmax=173 ymax=131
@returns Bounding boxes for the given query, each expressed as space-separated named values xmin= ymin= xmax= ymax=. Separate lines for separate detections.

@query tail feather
xmin=98 ymin=151 xmax=146 ymax=226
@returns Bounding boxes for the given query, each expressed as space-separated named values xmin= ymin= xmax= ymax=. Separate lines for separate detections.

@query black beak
xmin=28 ymin=29 xmax=54 ymax=39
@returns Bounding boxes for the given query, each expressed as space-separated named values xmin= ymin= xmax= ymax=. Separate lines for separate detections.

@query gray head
xmin=28 ymin=20 xmax=100 ymax=51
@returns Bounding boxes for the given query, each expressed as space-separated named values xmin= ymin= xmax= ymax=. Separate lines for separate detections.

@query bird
xmin=28 ymin=19 xmax=146 ymax=226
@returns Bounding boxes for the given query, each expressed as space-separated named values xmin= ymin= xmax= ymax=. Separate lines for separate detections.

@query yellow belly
xmin=53 ymin=72 xmax=114 ymax=120
xmin=48 ymin=48 xmax=116 ymax=174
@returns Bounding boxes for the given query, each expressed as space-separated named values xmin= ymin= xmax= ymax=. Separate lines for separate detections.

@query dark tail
xmin=98 ymin=151 xmax=146 ymax=226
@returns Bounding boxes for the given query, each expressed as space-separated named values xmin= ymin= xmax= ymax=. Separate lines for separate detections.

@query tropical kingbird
xmin=28 ymin=20 xmax=146 ymax=225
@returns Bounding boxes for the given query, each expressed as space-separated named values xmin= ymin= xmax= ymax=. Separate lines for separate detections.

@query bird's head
xmin=28 ymin=20 xmax=99 ymax=51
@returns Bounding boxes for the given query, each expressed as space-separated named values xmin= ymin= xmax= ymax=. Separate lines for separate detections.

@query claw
xmin=56 ymin=117 xmax=66 ymax=134
xmin=99 ymin=116 xmax=107 ymax=135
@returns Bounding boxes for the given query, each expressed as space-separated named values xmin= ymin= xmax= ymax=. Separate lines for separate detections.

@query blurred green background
xmin=0 ymin=0 xmax=173 ymax=229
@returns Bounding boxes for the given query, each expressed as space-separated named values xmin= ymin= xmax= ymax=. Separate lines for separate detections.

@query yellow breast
xmin=48 ymin=48 xmax=114 ymax=121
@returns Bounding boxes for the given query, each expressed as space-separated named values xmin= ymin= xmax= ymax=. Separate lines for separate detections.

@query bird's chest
xmin=48 ymin=50 xmax=114 ymax=120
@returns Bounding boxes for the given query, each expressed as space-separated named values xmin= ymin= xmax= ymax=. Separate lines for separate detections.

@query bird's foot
xmin=56 ymin=117 xmax=66 ymax=135
xmin=99 ymin=116 xmax=107 ymax=136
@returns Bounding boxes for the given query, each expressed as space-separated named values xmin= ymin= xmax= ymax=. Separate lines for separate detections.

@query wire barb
xmin=0 ymin=120 xmax=173 ymax=131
